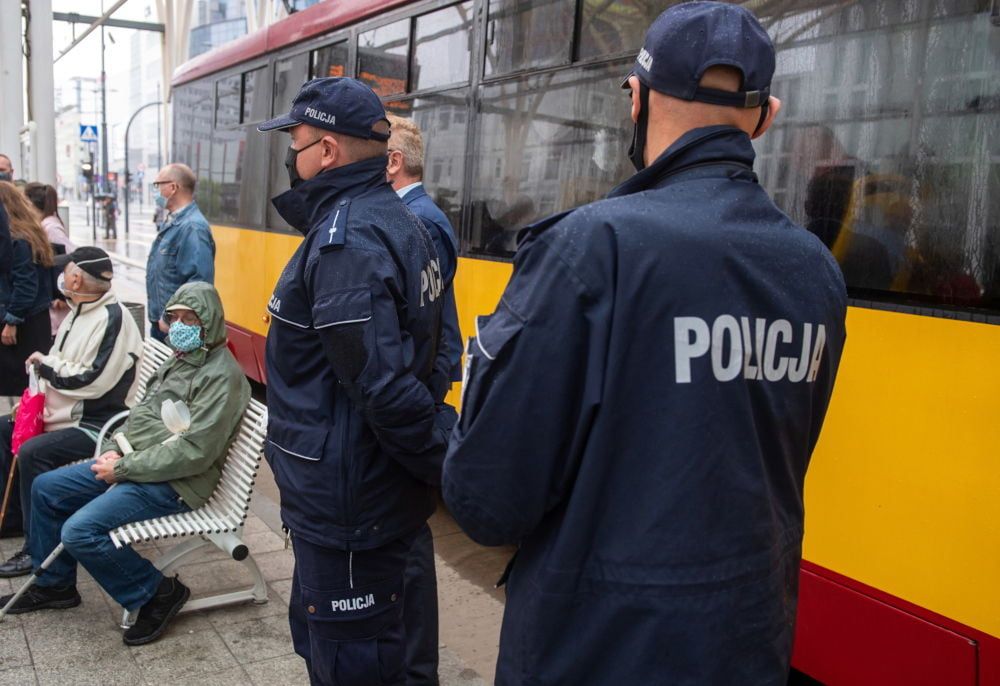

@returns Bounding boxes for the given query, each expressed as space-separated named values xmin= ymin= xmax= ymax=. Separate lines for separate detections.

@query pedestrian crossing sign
xmin=79 ymin=125 xmax=99 ymax=143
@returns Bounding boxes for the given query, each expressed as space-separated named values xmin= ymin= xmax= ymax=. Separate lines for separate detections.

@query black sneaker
xmin=0 ymin=584 xmax=81 ymax=614
xmin=0 ymin=548 xmax=33 ymax=578
xmin=122 ymin=575 xmax=190 ymax=646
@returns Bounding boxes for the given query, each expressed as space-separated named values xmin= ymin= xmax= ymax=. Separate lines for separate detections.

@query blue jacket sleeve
xmin=4 ymin=241 xmax=39 ymax=325
xmin=177 ymin=224 xmax=216 ymax=285
xmin=442 ymin=228 xmax=610 ymax=546
xmin=308 ymin=246 xmax=446 ymax=486
xmin=420 ymin=214 xmax=464 ymax=399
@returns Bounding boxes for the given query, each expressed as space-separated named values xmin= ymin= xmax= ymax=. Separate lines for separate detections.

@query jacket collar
xmin=271 ymin=155 xmax=390 ymax=235
xmin=71 ymin=289 xmax=117 ymax=316
xmin=162 ymin=201 xmax=197 ymax=231
xmin=399 ymin=183 xmax=425 ymax=203
xmin=608 ymin=125 xmax=756 ymax=199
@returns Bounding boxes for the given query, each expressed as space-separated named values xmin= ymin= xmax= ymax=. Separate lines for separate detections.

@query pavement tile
xmin=129 ymin=628 xmax=238 ymax=682
xmin=174 ymin=559 xmax=254 ymax=598
xmin=21 ymin=615 xmax=130 ymax=666
xmin=254 ymin=550 xmax=295 ymax=583
xmin=243 ymin=653 xmax=309 ymax=686
xmin=242 ymin=516 xmax=274 ymax=536
xmin=34 ymin=655 xmax=144 ymax=686
xmin=242 ymin=530 xmax=286 ymax=555
xmin=202 ymin=591 xmax=284 ymax=628
xmin=149 ymin=665 xmax=250 ymax=686
xmin=215 ymin=614 xmax=295 ymax=664
xmin=0 ymin=666 xmax=37 ymax=686
xmin=0 ymin=623 xmax=31 ymax=671
xmin=269 ymin=578 xmax=292 ymax=605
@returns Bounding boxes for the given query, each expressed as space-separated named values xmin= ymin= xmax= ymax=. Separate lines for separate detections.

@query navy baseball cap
xmin=622 ymin=1 xmax=775 ymax=109
xmin=54 ymin=246 xmax=113 ymax=281
xmin=258 ymin=77 xmax=390 ymax=141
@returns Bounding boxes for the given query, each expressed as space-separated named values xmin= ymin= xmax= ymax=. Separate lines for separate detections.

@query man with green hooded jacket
xmin=0 ymin=282 xmax=250 ymax=647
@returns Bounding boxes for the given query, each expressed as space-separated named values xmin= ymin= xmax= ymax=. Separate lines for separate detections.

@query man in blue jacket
xmin=258 ymin=78 xmax=449 ymax=686
xmin=444 ymin=3 xmax=848 ymax=685
xmin=386 ymin=113 xmax=463 ymax=686
xmin=147 ymin=163 xmax=215 ymax=342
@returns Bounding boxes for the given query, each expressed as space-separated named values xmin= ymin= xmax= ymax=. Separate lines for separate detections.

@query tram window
xmin=241 ymin=67 xmax=269 ymax=124
xmin=387 ymin=90 xmax=470 ymax=233
xmin=576 ymin=0 xmax=676 ymax=61
xmin=412 ymin=2 xmax=473 ymax=91
xmin=485 ymin=0 xmax=573 ymax=77
xmin=274 ymin=52 xmax=309 ymax=117
xmin=752 ymin=0 xmax=1000 ymax=311
xmin=172 ymin=81 xmax=214 ymax=214
xmin=208 ymin=125 xmax=248 ymax=225
xmin=469 ymin=61 xmax=632 ymax=258
xmin=311 ymin=41 xmax=348 ymax=80
xmin=358 ymin=20 xmax=410 ymax=97
xmin=214 ymin=75 xmax=241 ymax=129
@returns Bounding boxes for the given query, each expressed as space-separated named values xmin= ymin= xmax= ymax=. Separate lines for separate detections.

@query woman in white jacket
xmin=0 ymin=246 xmax=142 ymax=576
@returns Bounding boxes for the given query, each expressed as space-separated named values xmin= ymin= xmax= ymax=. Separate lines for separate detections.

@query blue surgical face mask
xmin=0 ymin=172 xmax=11 ymax=182
xmin=168 ymin=321 xmax=203 ymax=353
xmin=155 ymin=194 xmax=168 ymax=210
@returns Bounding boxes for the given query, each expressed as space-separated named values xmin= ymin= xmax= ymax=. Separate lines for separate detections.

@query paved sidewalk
xmin=0 ymin=513 xmax=488 ymax=685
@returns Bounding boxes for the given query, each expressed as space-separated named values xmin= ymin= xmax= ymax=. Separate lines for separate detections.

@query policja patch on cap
xmin=622 ymin=0 xmax=776 ymax=108
xmin=257 ymin=77 xmax=391 ymax=141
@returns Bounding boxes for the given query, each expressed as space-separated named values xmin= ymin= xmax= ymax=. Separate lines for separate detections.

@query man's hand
xmin=26 ymin=352 xmax=45 ymax=368
xmin=52 ymin=299 xmax=68 ymax=312
xmin=1 ymin=325 xmax=17 ymax=346
xmin=92 ymin=451 xmax=122 ymax=483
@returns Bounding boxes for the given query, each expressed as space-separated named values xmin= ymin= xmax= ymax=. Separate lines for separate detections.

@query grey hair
xmin=72 ymin=265 xmax=112 ymax=294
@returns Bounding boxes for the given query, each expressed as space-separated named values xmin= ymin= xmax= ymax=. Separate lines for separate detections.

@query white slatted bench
xmin=95 ymin=338 xmax=269 ymax=627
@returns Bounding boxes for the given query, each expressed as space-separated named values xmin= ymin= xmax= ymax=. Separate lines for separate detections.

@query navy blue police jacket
xmin=265 ymin=156 xmax=449 ymax=550
xmin=401 ymin=184 xmax=463 ymax=402
xmin=444 ymin=126 xmax=848 ymax=685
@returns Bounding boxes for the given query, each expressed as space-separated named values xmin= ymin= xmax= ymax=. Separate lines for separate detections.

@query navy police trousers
xmin=290 ymin=533 xmax=415 ymax=686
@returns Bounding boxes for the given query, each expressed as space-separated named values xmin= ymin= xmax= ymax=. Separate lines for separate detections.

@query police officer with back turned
xmin=444 ymin=3 xmax=848 ymax=685
xmin=258 ymin=78 xmax=449 ymax=686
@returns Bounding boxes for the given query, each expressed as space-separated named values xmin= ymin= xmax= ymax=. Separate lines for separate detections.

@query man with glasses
xmin=146 ymin=164 xmax=215 ymax=342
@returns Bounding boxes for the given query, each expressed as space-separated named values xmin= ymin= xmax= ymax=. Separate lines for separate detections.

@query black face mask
xmin=627 ymin=82 xmax=651 ymax=172
xmin=284 ymin=138 xmax=322 ymax=189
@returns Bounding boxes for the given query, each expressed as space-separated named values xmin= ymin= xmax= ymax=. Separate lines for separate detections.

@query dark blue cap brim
xmin=257 ymin=114 xmax=301 ymax=132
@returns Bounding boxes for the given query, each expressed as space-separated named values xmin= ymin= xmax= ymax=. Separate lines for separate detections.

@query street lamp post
xmin=124 ymin=101 xmax=163 ymax=238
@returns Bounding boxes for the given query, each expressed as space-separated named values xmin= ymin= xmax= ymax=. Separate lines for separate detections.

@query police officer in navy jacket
xmin=444 ymin=3 xmax=848 ymax=684
xmin=258 ymin=78 xmax=449 ymax=686
xmin=385 ymin=113 xmax=462 ymax=686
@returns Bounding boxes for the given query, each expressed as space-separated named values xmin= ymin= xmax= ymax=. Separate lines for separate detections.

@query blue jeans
xmin=29 ymin=460 xmax=189 ymax=610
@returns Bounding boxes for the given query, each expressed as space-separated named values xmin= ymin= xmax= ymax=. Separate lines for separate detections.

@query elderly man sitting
xmin=0 ymin=247 xmax=142 ymax=576
xmin=0 ymin=282 xmax=250 ymax=647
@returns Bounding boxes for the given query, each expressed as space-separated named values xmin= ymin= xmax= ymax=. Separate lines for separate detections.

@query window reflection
xmin=241 ymin=67 xmax=269 ymax=124
xmin=311 ymin=42 xmax=348 ymax=80
xmin=413 ymin=2 xmax=473 ymax=90
xmin=269 ymin=53 xmax=310 ymax=232
xmin=389 ymin=90 xmax=470 ymax=233
xmin=173 ymin=81 xmax=213 ymax=218
xmin=470 ymin=61 xmax=632 ymax=257
xmin=485 ymin=0 xmax=573 ymax=76
xmin=755 ymin=0 xmax=999 ymax=309
xmin=359 ymin=21 xmax=409 ymax=97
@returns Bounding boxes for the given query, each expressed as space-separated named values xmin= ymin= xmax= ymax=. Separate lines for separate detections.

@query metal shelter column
xmin=0 ymin=2 xmax=25 ymax=175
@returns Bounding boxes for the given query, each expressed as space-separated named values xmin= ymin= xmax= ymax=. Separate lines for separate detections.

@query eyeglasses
xmin=165 ymin=311 xmax=201 ymax=326
xmin=151 ymin=181 xmax=176 ymax=188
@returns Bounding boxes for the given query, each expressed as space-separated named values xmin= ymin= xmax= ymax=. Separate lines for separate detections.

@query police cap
xmin=623 ymin=1 xmax=775 ymax=109
xmin=258 ymin=77 xmax=390 ymax=141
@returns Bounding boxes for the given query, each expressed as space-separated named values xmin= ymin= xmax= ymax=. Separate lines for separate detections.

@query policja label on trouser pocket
xmin=300 ymin=574 xmax=403 ymax=630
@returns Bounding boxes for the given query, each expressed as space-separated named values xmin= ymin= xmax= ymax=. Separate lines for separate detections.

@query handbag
xmin=1 ymin=366 xmax=45 ymax=531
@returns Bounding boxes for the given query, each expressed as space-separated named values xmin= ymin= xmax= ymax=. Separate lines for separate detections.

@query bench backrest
xmin=134 ymin=337 xmax=173 ymax=404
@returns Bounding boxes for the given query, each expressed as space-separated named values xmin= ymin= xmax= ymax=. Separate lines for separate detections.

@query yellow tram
xmin=170 ymin=1 xmax=1000 ymax=683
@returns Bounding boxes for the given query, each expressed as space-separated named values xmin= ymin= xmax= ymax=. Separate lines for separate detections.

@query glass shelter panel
xmin=412 ymin=2 xmax=474 ymax=90
xmin=485 ymin=0 xmax=574 ymax=76
xmin=754 ymin=0 xmax=1000 ymax=310
xmin=358 ymin=20 xmax=410 ymax=97
xmin=470 ymin=60 xmax=633 ymax=258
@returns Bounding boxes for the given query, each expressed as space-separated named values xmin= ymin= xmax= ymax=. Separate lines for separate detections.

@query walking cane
xmin=0 ymin=454 xmax=18 ymax=533
xmin=0 ymin=400 xmax=190 ymax=621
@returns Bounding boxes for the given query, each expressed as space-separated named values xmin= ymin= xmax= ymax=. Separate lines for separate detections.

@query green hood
xmin=165 ymin=281 xmax=227 ymax=350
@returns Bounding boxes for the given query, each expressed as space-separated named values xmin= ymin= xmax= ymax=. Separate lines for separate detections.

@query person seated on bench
xmin=0 ymin=247 xmax=142 ymax=576
xmin=0 ymin=282 xmax=250 ymax=647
